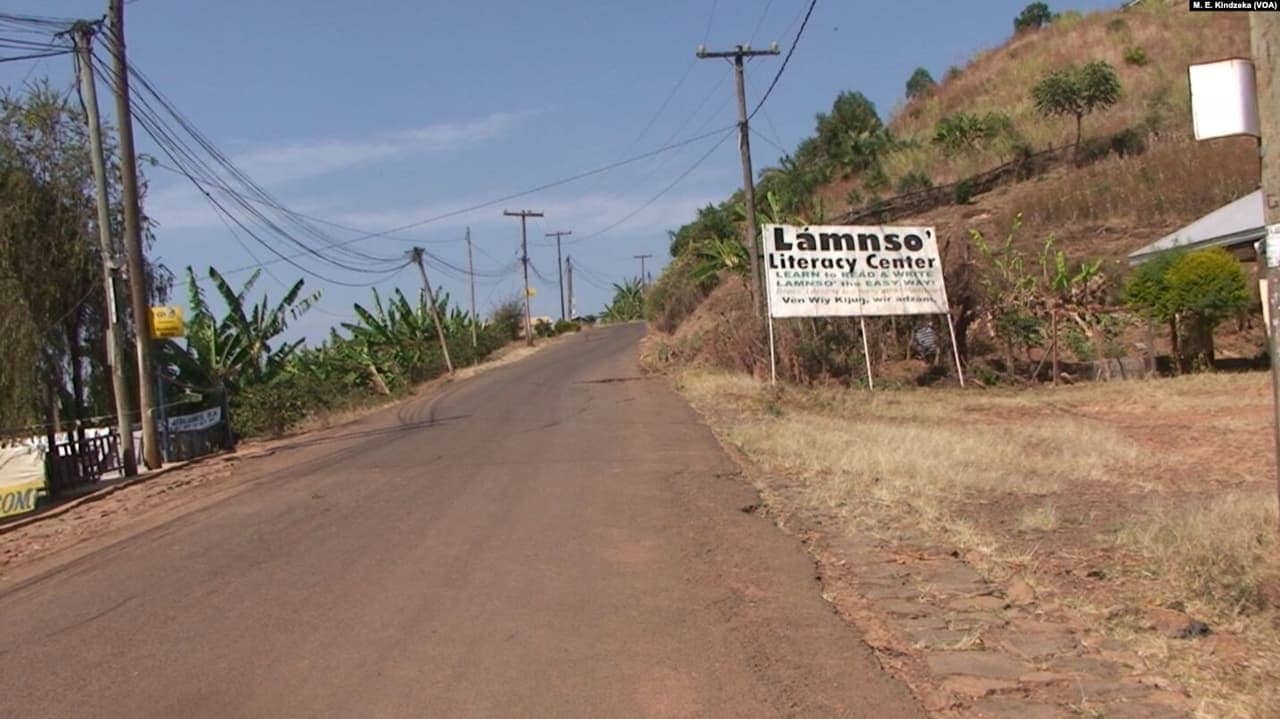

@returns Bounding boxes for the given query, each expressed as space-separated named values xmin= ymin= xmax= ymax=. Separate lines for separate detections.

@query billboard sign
xmin=762 ymin=224 xmax=950 ymax=317
xmin=149 ymin=306 xmax=185 ymax=339
xmin=1189 ymin=58 xmax=1260 ymax=141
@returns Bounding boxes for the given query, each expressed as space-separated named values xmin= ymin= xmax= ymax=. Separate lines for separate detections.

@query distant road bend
xmin=0 ymin=323 xmax=923 ymax=718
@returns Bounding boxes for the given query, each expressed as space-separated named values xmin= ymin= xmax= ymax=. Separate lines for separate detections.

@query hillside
xmin=648 ymin=0 xmax=1263 ymax=378
xmin=817 ymin=0 xmax=1255 ymax=265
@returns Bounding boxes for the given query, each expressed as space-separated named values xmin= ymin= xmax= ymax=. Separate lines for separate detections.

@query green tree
xmin=602 ymin=279 xmax=645 ymax=323
xmin=1124 ymin=248 xmax=1249 ymax=369
xmin=164 ymin=266 xmax=318 ymax=392
xmin=1014 ymin=2 xmax=1053 ymax=32
xmin=813 ymin=91 xmax=883 ymax=175
xmin=1032 ymin=61 xmax=1122 ymax=153
xmin=905 ymin=67 xmax=936 ymax=100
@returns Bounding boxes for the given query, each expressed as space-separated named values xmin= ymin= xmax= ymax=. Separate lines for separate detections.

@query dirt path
xmin=0 ymin=324 xmax=923 ymax=718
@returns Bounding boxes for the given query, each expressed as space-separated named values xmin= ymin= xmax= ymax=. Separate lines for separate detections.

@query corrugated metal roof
xmin=1128 ymin=189 xmax=1263 ymax=264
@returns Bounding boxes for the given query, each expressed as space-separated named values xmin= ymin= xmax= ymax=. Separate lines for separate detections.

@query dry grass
xmin=678 ymin=367 xmax=1280 ymax=715
xmin=810 ymin=1 xmax=1257 ymax=268
xmin=885 ymin=2 xmax=1248 ymax=187
xmin=1116 ymin=492 xmax=1279 ymax=617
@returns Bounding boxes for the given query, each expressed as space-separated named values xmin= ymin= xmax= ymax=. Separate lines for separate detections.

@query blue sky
xmin=1 ymin=0 xmax=1120 ymax=342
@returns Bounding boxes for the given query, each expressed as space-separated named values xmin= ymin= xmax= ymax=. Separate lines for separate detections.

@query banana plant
xmin=163 ymin=266 xmax=319 ymax=392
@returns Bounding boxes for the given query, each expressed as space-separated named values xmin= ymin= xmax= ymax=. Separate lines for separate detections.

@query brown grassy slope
xmin=814 ymin=1 xmax=1256 ymax=264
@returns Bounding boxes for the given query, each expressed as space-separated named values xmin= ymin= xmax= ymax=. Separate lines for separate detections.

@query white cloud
xmin=145 ymin=111 xmax=531 ymax=231
xmin=236 ymin=111 xmax=529 ymax=185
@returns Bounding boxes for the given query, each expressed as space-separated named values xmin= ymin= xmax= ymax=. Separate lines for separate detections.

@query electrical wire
xmin=564 ymin=127 xmax=734 ymax=246
xmin=749 ymin=0 xmax=777 ymax=44
xmin=748 ymin=0 xmax=817 ymax=121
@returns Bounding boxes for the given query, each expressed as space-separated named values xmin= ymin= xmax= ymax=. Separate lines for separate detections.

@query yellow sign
xmin=149 ymin=306 xmax=184 ymax=339
xmin=0 ymin=479 xmax=43 ymax=519
xmin=525 ymin=286 xmax=537 ymax=298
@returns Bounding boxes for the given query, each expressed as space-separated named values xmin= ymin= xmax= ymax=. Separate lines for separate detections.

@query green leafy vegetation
xmin=602 ymin=278 xmax=645 ymax=323
xmin=1014 ymin=2 xmax=1054 ymax=33
xmin=905 ymin=67 xmax=936 ymax=100
xmin=1032 ymin=60 xmax=1122 ymax=152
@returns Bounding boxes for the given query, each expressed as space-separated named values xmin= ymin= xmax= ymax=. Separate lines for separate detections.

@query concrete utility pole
xmin=410 ymin=248 xmax=455 ymax=374
xmin=73 ymin=24 xmax=138 ymax=477
xmin=1251 ymin=13 xmax=1280 ymax=517
xmin=566 ymin=255 xmax=575 ymax=319
xmin=697 ymin=42 xmax=779 ymax=320
xmin=503 ymin=210 xmax=543 ymax=345
xmin=545 ymin=230 xmax=572 ymax=321
xmin=634 ymin=254 xmax=653 ymax=288
xmin=465 ymin=227 xmax=477 ymax=350
xmin=108 ymin=0 xmax=161 ymax=469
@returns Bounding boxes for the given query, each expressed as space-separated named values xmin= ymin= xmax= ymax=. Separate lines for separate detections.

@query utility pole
xmin=634 ymin=254 xmax=654 ymax=288
xmin=465 ymin=227 xmax=477 ymax=350
xmin=566 ymin=255 xmax=575 ymax=319
xmin=697 ymin=42 xmax=779 ymax=320
xmin=73 ymin=23 xmax=137 ymax=477
xmin=545 ymin=230 xmax=572 ymax=321
xmin=503 ymin=210 xmax=543 ymax=345
xmin=109 ymin=0 xmax=161 ymax=469
xmin=1251 ymin=13 xmax=1280 ymax=519
xmin=410 ymin=248 xmax=455 ymax=374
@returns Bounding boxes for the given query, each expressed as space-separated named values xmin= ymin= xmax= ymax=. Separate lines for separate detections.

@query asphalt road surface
xmin=0 ymin=324 xmax=924 ymax=718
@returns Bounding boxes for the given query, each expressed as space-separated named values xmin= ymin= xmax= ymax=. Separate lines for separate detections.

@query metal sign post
xmin=859 ymin=318 xmax=875 ymax=390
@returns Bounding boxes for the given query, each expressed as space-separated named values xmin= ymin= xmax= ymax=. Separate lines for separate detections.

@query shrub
xmin=230 ymin=380 xmax=312 ymax=438
xmin=553 ymin=319 xmax=579 ymax=334
xmin=1014 ymin=2 xmax=1053 ymax=32
xmin=896 ymin=171 xmax=933 ymax=193
xmin=905 ymin=67 xmax=936 ymax=100
xmin=1123 ymin=46 xmax=1149 ymax=66
xmin=945 ymin=65 xmax=963 ymax=82
xmin=1125 ymin=248 xmax=1250 ymax=368
xmin=1106 ymin=17 xmax=1129 ymax=34
xmin=490 ymin=299 xmax=524 ymax=340
xmin=954 ymin=179 xmax=976 ymax=205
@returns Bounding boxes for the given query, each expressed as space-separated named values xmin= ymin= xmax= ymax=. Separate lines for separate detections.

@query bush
xmin=490 ymin=299 xmax=524 ymax=341
xmin=896 ymin=171 xmax=933 ymax=193
xmin=1106 ymin=17 xmax=1129 ymax=34
xmin=1123 ymin=46 xmax=1149 ymax=66
xmin=230 ymin=380 xmax=313 ymax=438
xmin=1075 ymin=127 xmax=1147 ymax=166
xmin=1014 ymin=2 xmax=1053 ymax=32
xmin=954 ymin=179 xmax=976 ymax=205
xmin=905 ymin=67 xmax=936 ymax=100
xmin=553 ymin=319 xmax=579 ymax=334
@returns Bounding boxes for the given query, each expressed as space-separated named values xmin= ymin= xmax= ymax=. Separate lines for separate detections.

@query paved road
xmin=0 ymin=324 xmax=923 ymax=718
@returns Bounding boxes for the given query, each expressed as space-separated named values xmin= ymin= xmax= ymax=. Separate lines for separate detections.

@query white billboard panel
xmin=1189 ymin=58 xmax=1260 ymax=141
xmin=762 ymin=224 xmax=950 ymax=318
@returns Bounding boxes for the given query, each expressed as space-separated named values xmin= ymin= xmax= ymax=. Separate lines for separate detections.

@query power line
xmin=565 ymin=128 xmax=733 ymax=247
xmin=748 ymin=0 xmax=817 ymax=120
xmin=749 ymin=0 xmax=777 ymax=44
xmin=702 ymin=0 xmax=719 ymax=43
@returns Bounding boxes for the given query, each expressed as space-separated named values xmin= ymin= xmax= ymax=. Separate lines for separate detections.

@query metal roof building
xmin=1128 ymin=189 xmax=1264 ymax=265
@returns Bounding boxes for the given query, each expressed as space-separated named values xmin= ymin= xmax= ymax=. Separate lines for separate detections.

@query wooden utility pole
xmin=1251 ymin=13 xmax=1280 ymax=518
xmin=503 ymin=210 xmax=543 ymax=345
xmin=465 ymin=227 xmax=478 ymax=350
xmin=73 ymin=23 xmax=138 ymax=477
xmin=108 ymin=0 xmax=161 ymax=469
xmin=410 ymin=248 xmax=454 ymax=374
xmin=633 ymin=254 xmax=653 ymax=288
xmin=566 ymin=255 xmax=574 ymax=319
xmin=697 ymin=42 xmax=779 ymax=320
xmin=545 ymin=230 xmax=572 ymax=321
